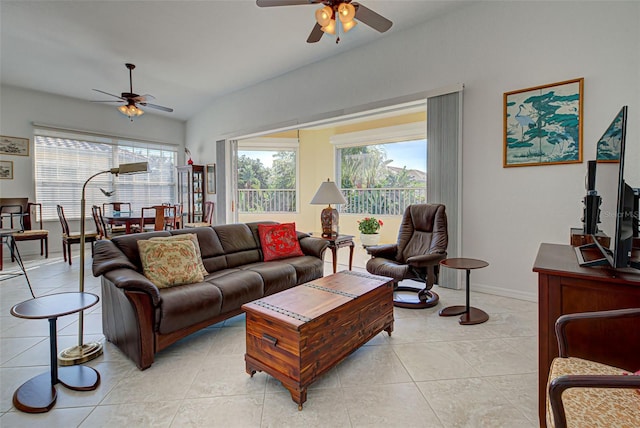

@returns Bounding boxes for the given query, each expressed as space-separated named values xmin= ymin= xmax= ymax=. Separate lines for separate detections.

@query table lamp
xmin=58 ymin=162 xmax=149 ymax=365
xmin=310 ymin=178 xmax=347 ymax=237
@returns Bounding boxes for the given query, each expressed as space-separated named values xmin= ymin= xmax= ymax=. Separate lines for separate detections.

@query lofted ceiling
xmin=0 ymin=1 xmax=468 ymax=122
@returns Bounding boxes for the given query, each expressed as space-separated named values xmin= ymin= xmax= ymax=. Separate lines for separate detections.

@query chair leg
xmin=67 ymin=243 xmax=72 ymax=265
xmin=44 ymin=237 xmax=48 ymax=258
xmin=62 ymin=240 xmax=67 ymax=262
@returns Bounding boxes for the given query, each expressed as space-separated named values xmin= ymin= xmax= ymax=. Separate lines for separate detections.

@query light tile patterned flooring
xmin=1 ymin=247 xmax=539 ymax=427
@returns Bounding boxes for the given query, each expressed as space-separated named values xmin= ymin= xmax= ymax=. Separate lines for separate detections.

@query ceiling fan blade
xmin=91 ymin=100 xmax=125 ymax=103
xmin=353 ymin=3 xmax=393 ymax=33
xmin=306 ymin=22 xmax=324 ymax=43
xmin=92 ymin=89 xmax=125 ymax=100
xmin=140 ymin=102 xmax=174 ymax=113
xmin=257 ymin=0 xmax=321 ymax=7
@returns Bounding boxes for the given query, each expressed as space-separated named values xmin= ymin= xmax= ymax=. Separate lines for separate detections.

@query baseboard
xmin=471 ymin=282 xmax=537 ymax=303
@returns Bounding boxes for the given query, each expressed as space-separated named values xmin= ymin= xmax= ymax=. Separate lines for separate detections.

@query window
xmin=34 ymin=128 xmax=178 ymax=221
xmin=333 ymin=122 xmax=427 ymax=215
xmin=236 ymin=138 xmax=299 ymax=213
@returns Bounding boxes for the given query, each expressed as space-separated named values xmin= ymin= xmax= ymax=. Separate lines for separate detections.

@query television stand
xmin=574 ymin=242 xmax=612 ymax=267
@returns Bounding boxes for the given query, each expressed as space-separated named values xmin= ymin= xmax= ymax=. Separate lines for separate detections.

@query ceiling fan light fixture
xmin=315 ymin=6 xmax=333 ymax=27
xmin=118 ymin=103 xmax=144 ymax=119
xmin=321 ymin=18 xmax=337 ymax=35
xmin=342 ymin=19 xmax=357 ymax=32
xmin=337 ymin=3 xmax=356 ymax=23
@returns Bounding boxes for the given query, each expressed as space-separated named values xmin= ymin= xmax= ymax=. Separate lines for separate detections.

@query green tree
xmin=269 ymin=151 xmax=296 ymax=189
xmin=237 ymin=155 xmax=269 ymax=189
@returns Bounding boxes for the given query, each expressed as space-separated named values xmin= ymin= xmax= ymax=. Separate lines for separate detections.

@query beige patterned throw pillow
xmin=138 ymin=239 xmax=204 ymax=288
xmin=150 ymin=233 xmax=208 ymax=276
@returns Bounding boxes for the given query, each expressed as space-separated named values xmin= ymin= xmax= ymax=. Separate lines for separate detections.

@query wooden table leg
xmin=331 ymin=246 xmax=338 ymax=274
xmin=348 ymin=241 xmax=354 ymax=270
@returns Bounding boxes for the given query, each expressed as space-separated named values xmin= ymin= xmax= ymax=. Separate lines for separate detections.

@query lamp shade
xmin=315 ymin=5 xmax=332 ymax=27
xmin=111 ymin=162 xmax=149 ymax=175
xmin=310 ymin=179 xmax=347 ymax=205
xmin=338 ymin=3 xmax=356 ymax=23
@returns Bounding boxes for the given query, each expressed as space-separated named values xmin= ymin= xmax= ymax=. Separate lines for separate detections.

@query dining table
xmin=104 ymin=206 xmax=172 ymax=234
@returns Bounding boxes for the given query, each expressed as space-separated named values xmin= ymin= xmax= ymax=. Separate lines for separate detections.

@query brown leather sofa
xmin=92 ymin=222 xmax=328 ymax=370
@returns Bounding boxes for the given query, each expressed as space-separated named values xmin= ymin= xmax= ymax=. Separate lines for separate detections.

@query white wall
xmin=187 ymin=1 xmax=639 ymax=301
xmin=0 ymin=84 xmax=186 ymax=255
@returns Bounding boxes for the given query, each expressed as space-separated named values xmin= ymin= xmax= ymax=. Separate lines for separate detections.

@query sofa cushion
xmin=282 ymin=256 xmax=327 ymax=285
xmin=241 ymin=261 xmax=297 ymax=296
xmin=206 ymin=269 xmax=264 ymax=314
xmin=258 ymin=222 xmax=304 ymax=262
xmin=158 ymin=282 xmax=223 ymax=334
xmin=112 ymin=231 xmax=171 ymax=270
xmin=138 ymin=239 xmax=204 ymax=288
xmin=214 ymin=223 xmax=262 ymax=268
xmin=150 ymin=233 xmax=207 ymax=276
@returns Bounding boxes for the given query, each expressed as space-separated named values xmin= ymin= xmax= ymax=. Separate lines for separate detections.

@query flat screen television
xmin=575 ymin=106 xmax=638 ymax=269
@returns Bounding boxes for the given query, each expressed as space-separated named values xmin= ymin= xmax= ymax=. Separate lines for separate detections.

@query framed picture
xmin=206 ymin=164 xmax=216 ymax=194
xmin=0 ymin=160 xmax=13 ymax=179
xmin=504 ymin=78 xmax=583 ymax=167
xmin=0 ymin=135 xmax=29 ymax=156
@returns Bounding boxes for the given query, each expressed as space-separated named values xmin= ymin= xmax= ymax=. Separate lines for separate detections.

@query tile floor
xmin=0 ymin=247 xmax=539 ymax=427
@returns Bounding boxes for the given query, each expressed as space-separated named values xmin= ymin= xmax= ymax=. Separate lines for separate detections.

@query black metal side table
xmin=10 ymin=292 xmax=101 ymax=413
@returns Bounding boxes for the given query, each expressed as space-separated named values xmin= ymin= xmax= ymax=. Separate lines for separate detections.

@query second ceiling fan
xmin=256 ymin=0 xmax=393 ymax=43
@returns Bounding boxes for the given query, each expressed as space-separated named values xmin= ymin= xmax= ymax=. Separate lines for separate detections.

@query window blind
xmin=34 ymin=129 xmax=178 ymax=221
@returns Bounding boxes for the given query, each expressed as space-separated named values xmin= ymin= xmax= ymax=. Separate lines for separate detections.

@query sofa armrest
xmin=103 ymin=268 xmax=162 ymax=305
xmin=92 ymin=240 xmax=137 ymax=276
xmin=299 ymin=236 xmax=329 ymax=259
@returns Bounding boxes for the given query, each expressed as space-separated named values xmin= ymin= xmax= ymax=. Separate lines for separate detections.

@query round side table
xmin=10 ymin=292 xmax=101 ymax=413
xmin=438 ymin=258 xmax=489 ymax=325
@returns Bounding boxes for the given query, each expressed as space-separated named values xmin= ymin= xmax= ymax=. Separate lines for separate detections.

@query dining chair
xmin=184 ymin=201 xmax=214 ymax=228
xmin=56 ymin=205 xmax=98 ymax=265
xmin=140 ymin=207 xmax=163 ymax=232
xmin=162 ymin=205 xmax=178 ymax=230
xmin=11 ymin=202 xmax=49 ymax=261
xmin=102 ymin=202 xmax=132 ymax=216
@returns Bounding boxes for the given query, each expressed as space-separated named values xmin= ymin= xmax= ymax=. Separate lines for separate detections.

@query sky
xmin=241 ymin=139 xmax=427 ymax=172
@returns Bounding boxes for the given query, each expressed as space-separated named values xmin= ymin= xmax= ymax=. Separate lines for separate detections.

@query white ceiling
xmin=0 ymin=1 xmax=468 ymax=122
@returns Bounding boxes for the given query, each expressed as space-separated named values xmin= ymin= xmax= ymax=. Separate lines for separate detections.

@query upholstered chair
xmin=365 ymin=203 xmax=448 ymax=308
xmin=547 ymin=308 xmax=640 ymax=428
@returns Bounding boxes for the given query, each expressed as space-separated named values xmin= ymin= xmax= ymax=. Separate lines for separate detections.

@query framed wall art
xmin=207 ymin=164 xmax=216 ymax=194
xmin=0 ymin=160 xmax=14 ymax=179
xmin=0 ymin=135 xmax=29 ymax=156
xmin=504 ymin=78 xmax=583 ymax=167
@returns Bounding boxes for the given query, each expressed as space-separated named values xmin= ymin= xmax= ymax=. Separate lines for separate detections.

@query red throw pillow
xmin=258 ymin=223 xmax=304 ymax=262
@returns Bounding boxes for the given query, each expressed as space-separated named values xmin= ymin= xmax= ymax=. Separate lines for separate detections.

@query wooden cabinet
xmin=533 ymin=243 xmax=640 ymax=427
xmin=176 ymin=165 xmax=205 ymax=223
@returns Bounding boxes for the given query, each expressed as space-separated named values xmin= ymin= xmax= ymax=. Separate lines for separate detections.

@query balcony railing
xmin=341 ymin=187 xmax=427 ymax=215
xmin=237 ymin=189 xmax=297 ymax=213
xmin=237 ymin=187 xmax=426 ymax=215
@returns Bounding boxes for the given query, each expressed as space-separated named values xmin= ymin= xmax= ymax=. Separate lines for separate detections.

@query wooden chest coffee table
xmin=242 ymin=271 xmax=394 ymax=410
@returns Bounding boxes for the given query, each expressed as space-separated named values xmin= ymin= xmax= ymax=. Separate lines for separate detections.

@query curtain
xmin=427 ymin=90 xmax=463 ymax=289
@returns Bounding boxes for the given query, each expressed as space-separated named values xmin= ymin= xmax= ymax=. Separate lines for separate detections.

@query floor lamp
xmin=58 ymin=162 xmax=149 ymax=365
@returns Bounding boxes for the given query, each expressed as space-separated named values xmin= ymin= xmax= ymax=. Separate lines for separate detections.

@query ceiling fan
xmin=256 ymin=0 xmax=393 ymax=44
xmin=91 ymin=63 xmax=174 ymax=120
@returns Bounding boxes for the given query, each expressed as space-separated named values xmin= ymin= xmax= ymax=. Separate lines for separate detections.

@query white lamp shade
xmin=310 ymin=179 xmax=347 ymax=205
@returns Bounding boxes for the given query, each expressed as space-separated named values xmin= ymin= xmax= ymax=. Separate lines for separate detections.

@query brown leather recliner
xmin=365 ymin=204 xmax=448 ymax=308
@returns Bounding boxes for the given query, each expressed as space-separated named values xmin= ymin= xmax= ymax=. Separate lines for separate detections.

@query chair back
xmin=103 ymin=202 xmax=132 ymax=216
xmin=141 ymin=206 xmax=164 ymax=231
xmin=163 ymin=205 xmax=178 ymax=230
xmin=57 ymin=205 xmax=71 ymax=236
xmin=26 ymin=203 xmax=44 ymax=231
xmin=396 ymin=204 xmax=448 ymax=263
xmin=92 ymin=205 xmax=108 ymax=239
xmin=203 ymin=201 xmax=215 ymax=224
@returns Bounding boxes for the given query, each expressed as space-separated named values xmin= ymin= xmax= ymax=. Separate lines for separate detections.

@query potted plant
xmin=357 ymin=217 xmax=383 ymax=246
